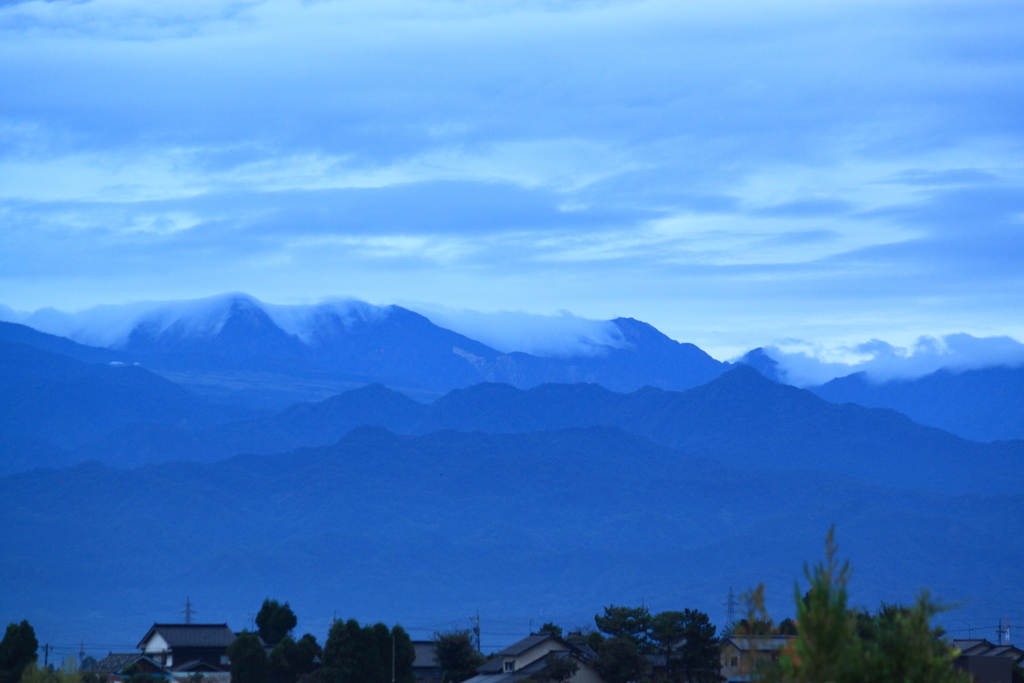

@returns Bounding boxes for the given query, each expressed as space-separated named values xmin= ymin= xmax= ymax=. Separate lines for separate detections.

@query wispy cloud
xmin=0 ymin=0 xmax=1022 ymax=354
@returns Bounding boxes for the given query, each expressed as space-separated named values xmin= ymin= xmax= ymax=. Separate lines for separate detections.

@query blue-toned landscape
xmin=1 ymin=2 xmax=1023 ymax=682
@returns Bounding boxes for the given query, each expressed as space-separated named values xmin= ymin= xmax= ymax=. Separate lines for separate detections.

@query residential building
xmin=412 ymin=640 xmax=443 ymax=683
xmin=463 ymin=633 xmax=602 ymax=683
xmin=953 ymin=639 xmax=1023 ymax=683
xmin=719 ymin=635 xmax=795 ymax=682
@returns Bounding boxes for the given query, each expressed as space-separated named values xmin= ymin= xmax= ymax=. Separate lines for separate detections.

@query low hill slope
xmin=1 ymin=426 xmax=1020 ymax=650
xmin=0 ymin=341 xmax=250 ymax=474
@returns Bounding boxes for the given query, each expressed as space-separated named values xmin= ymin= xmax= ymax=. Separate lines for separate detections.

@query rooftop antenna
xmin=181 ymin=597 xmax=196 ymax=625
xmin=724 ymin=588 xmax=739 ymax=628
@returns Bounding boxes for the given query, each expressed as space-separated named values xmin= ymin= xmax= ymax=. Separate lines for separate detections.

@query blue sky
xmin=1 ymin=0 xmax=1023 ymax=360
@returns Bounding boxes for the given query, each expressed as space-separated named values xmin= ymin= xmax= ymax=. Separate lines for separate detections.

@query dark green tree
xmin=433 ymin=630 xmax=484 ymax=683
xmin=322 ymin=619 xmax=404 ymax=683
xmin=391 ymin=626 xmax=416 ymax=683
xmin=776 ymin=618 xmax=797 ymax=636
xmin=256 ymin=600 xmax=298 ymax=648
xmin=322 ymin=619 xmax=353 ymax=683
xmin=851 ymin=594 xmax=968 ymax=683
xmin=294 ymin=634 xmax=321 ymax=677
xmin=650 ymin=609 xmax=721 ymax=683
xmin=1012 ymin=662 xmax=1023 ymax=683
xmin=774 ymin=527 xmax=968 ymax=683
xmin=227 ymin=630 xmax=270 ymax=683
xmin=596 ymin=637 xmax=646 ymax=683
xmin=582 ymin=631 xmax=606 ymax=652
xmin=529 ymin=653 xmax=578 ymax=683
xmin=269 ymin=636 xmax=300 ymax=683
xmin=595 ymin=606 xmax=651 ymax=649
xmin=537 ymin=623 xmax=563 ymax=638
xmin=0 ymin=620 xmax=38 ymax=683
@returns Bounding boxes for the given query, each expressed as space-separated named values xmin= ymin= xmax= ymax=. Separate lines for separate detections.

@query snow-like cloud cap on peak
xmin=754 ymin=333 xmax=1024 ymax=387
xmin=0 ymin=293 xmax=393 ymax=348
xmin=406 ymin=304 xmax=629 ymax=358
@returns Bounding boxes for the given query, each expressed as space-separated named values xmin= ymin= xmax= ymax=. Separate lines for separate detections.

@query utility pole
xmin=43 ymin=644 xmax=50 ymax=668
xmin=469 ymin=611 xmax=481 ymax=652
xmin=997 ymin=621 xmax=1006 ymax=645
xmin=723 ymin=588 xmax=739 ymax=628
xmin=79 ymin=642 xmax=85 ymax=668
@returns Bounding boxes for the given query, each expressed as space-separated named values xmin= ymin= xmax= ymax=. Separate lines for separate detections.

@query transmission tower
xmin=723 ymin=588 xmax=739 ymax=628
xmin=181 ymin=597 xmax=197 ymax=624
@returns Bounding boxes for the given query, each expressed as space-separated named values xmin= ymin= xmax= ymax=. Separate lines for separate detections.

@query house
xmin=85 ymin=653 xmax=168 ymax=680
xmin=136 ymin=624 xmax=239 ymax=682
xmin=719 ymin=635 xmax=795 ymax=682
xmin=412 ymin=640 xmax=443 ymax=683
xmin=463 ymin=633 xmax=602 ymax=683
xmin=952 ymin=639 xmax=1024 ymax=683
xmin=953 ymin=640 xmax=1024 ymax=664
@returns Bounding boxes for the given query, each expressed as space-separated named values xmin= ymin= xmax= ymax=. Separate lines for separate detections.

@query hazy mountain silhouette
xmin=0 ymin=320 xmax=124 ymax=364
xmin=65 ymin=366 xmax=1024 ymax=495
xmin=0 ymin=341 xmax=250 ymax=474
xmin=811 ymin=366 xmax=1024 ymax=442
xmin=3 ymin=426 xmax=1020 ymax=649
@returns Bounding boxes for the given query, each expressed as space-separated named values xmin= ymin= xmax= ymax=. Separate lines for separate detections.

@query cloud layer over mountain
xmin=756 ymin=333 xmax=1024 ymax=386
xmin=0 ymin=0 xmax=1022 ymax=356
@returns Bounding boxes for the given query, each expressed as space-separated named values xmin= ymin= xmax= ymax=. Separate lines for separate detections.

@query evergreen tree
xmin=433 ymin=630 xmax=483 ymax=683
xmin=594 ymin=606 xmax=651 ymax=649
xmin=294 ymin=634 xmax=321 ymax=678
xmin=256 ymin=600 xmax=298 ymax=647
xmin=0 ymin=620 xmax=38 ymax=683
xmin=537 ymin=623 xmax=562 ymax=638
xmin=650 ymin=609 xmax=722 ymax=683
xmin=595 ymin=638 xmax=646 ymax=683
xmin=391 ymin=626 xmax=416 ymax=683
xmin=227 ymin=631 xmax=270 ymax=683
xmin=529 ymin=653 xmax=578 ymax=683
xmin=269 ymin=636 xmax=300 ymax=683
xmin=766 ymin=527 xmax=969 ymax=683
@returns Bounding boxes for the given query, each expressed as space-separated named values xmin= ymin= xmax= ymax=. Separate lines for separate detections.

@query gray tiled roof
xmin=494 ymin=634 xmax=556 ymax=656
xmin=139 ymin=624 xmax=237 ymax=649
xmin=87 ymin=653 xmax=154 ymax=673
xmin=725 ymin=636 xmax=795 ymax=652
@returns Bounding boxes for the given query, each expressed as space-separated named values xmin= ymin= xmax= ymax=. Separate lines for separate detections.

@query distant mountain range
xmin=810 ymin=366 xmax=1024 ymax=443
xmin=3 ymin=425 xmax=1020 ymax=650
xmin=6 ymin=293 xmax=1024 ymax=442
xmin=6 ymin=351 xmax=1020 ymax=495
xmin=2 ymin=296 xmax=1023 ymax=652
xmin=3 ymin=294 xmax=727 ymax=410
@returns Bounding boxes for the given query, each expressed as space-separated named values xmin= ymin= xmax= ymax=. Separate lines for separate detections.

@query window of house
xmin=504 ymin=661 xmax=515 ymax=672
xmin=731 ymin=657 xmax=738 ymax=667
